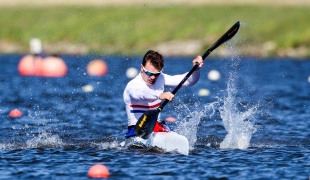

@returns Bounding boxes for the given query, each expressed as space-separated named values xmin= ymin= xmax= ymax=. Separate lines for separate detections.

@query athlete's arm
xmin=164 ymin=55 xmax=203 ymax=87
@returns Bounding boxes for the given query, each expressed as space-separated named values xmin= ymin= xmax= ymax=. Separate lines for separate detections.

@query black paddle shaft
xmin=158 ymin=21 xmax=240 ymax=111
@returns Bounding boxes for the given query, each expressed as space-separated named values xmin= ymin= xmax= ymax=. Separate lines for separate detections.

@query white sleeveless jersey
xmin=123 ymin=71 xmax=200 ymax=126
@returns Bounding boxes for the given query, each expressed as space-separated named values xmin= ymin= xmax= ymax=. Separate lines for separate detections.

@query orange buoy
xmin=88 ymin=164 xmax=110 ymax=178
xmin=9 ymin=109 xmax=23 ymax=118
xmin=18 ymin=55 xmax=43 ymax=76
xmin=87 ymin=59 xmax=108 ymax=76
xmin=41 ymin=56 xmax=67 ymax=77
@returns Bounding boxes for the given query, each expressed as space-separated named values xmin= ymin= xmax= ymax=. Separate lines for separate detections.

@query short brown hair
xmin=142 ymin=50 xmax=164 ymax=70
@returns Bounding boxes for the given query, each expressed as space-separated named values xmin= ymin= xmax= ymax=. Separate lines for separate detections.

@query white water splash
xmin=219 ymin=66 xmax=257 ymax=149
xmin=174 ymin=102 xmax=216 ymax=150
xmin=26 ymin=131 xmax=63 ymax=148
xmin=0 ymin=143 xmax=15 ymax=150
xmin=93 ymin=141 xmax=120 ymax=150
xmin=175 ymin=110 xmax=203 ymax=150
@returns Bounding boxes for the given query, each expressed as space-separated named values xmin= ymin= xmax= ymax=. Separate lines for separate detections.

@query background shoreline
xmin=0 ymin=1 xmax=309 ymax=58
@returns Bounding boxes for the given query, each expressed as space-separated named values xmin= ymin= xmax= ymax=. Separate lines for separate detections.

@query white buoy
xmin=208 ymin=70 xmax=220 ymax=81
xmin=82 ymin=85 xmax=94 ymax=92
xmin=198 ymin=88 xmax=210 ymax=96
xmin=126 ymin=67 xmax=138 ymax=78
xmin=29 ymin=38 xmax=42 ymax=54
xmin=308 ymin=76 xmax=310 ymax=83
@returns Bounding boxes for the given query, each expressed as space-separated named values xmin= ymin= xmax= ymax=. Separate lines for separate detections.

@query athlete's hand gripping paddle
xmin=135 ymin=21 xmax=240 ymax=139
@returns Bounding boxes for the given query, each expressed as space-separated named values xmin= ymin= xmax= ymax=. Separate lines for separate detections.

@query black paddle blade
xmin=134 ymin=109 xmax=160 ymax=139
xmin=202 ymin=21 xmax=240 ymax=59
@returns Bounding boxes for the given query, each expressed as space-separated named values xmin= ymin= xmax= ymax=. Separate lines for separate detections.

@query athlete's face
xmin=141 ymin=61 xmax=162 ymax=85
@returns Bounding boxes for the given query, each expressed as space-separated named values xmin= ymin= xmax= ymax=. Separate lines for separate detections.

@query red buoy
xmin=88 ymin=164 xmax=110 ymax=178
xmin=18 ymin=55 xmax=43 ymax=76
xmin=165 ymin=116 xmax=177 ymax=122
xmin=87 ymin=59 xmax=108 ymax=76
xmin=41 ymin=56 xmax=67 ymax=77
xmin=9 ymin=109 xmax=23 ymax=118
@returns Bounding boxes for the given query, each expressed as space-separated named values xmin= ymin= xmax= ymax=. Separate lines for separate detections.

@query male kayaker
xmin=123 ymin=50 xmax=203 ymax=138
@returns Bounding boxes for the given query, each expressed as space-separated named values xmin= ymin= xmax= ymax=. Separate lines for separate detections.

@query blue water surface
xmin=0 ymin=54 xmax=309 ymax=179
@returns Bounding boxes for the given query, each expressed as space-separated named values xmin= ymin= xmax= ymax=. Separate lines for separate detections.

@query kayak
xmin=122 ymin=132 xmax=189 ymax=155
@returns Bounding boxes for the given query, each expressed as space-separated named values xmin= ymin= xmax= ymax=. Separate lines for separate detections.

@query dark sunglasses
xmin=142 ymin=66 xmax=161 ymax=77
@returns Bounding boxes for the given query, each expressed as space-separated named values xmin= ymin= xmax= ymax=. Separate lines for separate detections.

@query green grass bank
xmin=0 ymin=5 xmax=309 ymax=57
